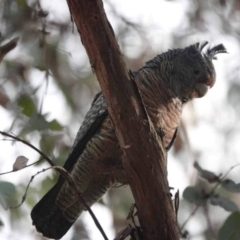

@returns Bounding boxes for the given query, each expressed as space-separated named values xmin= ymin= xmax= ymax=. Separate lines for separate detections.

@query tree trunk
xmin=66 ymin=0 xmax=179 ymax=239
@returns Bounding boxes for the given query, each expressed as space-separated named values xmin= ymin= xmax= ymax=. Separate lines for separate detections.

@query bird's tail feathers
xmin=31 ymin=178 xmax=113 ymax=239
xmin=31 ymin=182 xmax=76 ymax=239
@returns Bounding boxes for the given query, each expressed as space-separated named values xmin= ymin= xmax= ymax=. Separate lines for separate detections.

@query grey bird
xmin=31 ymin=42 xmax=227 ymax=239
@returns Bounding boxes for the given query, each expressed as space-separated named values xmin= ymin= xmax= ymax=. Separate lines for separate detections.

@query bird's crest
xmin=195 ymin=41 xmax=227 ymax=60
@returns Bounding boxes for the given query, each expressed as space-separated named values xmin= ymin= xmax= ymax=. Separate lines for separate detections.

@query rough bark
xmin=66 ymin=0 xmax=179 ymax=239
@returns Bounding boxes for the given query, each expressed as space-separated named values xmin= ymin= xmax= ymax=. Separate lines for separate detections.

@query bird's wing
xmin=63 ymin=91 xmax=108 ymax=172
xmin=31 ymin=92 xmax=108 ymax=239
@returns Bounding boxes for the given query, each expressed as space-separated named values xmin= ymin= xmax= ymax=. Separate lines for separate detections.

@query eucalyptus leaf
xmin=218 ymin=212 xmax=240 ymax=240
xmin=221 ymin=179 xmax=240 ymax=193
xmin=210 ymin=196 xmax=239 ymax=212
xmin=194 ymin=162 xmax=219 ymax=183
xmin=13 ymin=155 xmax=29 ymax=171
xmin=40 ymin=134 xmax=56 ymax=156
xmin=28 ymin=114 xmax=49 ymax=131
xmin=0 ymin=181 xmax=16 ymax=210
xmin=17 ymin=95 xmax=36 ymax=117
xmin=183 ymin=186 xmax=207 ymax=206
xmin=49 ymin=119 xmax=63 ymax=131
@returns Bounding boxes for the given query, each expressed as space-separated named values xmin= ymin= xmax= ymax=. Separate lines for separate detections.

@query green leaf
xmin=40 ymin=134 xmax=56 ymax=156
xmin=194 ymin=162 xmax=219 ymax=183
xmin=218 ymin=212 xmax=240 ymax=240
xmin=49 ymin=119 xmax=63 ymax=131
xmin=221 ymin=179 xmax=240 ymax=193
xmin=27 ymin=114 xmax=49 ymax=132
xmin=53 ymin=154 xmax=69 ymax=167
xmin=210 ymin=196 xmax=239 ymax=212
xmin=21 ymin=114 xmax=64 ymax=134
xmin=17 ymin=95 xmax=36 ymax=117
xmin=183 ymin=186 xmax=207 ymax=206
xmin=0 ymin=219 xmax=3 ymax=227
xmin=0 ymin=181 xmax=16 ymax=210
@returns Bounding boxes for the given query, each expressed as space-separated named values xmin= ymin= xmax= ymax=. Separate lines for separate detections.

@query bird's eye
xmin=194 ymin=70 xmax=200 ymax=75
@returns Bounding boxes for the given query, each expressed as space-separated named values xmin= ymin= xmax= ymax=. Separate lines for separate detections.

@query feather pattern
xmin=31 ymin=42 xmax=227 ymax=239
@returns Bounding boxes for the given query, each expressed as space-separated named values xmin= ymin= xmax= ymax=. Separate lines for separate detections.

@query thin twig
xmin=221 ymin=163 xmax=240 ymax=180
xmin=0 ymin=131 xmax=108 ymax=240
xmin=0 ymin=158 xmax=43 ymax=176
xmin=180 ymin=163 xmax=240 ymax=232
xmin=0 ymin=131 xmax=54 ymax=166
xmin=203 ymin=206 xmax=215 ymax=238
xmin=10 ymin=167 xmax=53 ymax=209
xmin=0 ymin=37 xmax=19 ymax=63
xmin=1 ymin=138 xmax=15 ymax=142
xmin=208 ymin=163 xmax=240 ymax=196
xmin=53 ymin=166 xmax=109 ymax=240
xmin=39 ymin=73 xmax=49 ymax=115
xmin=180 ymin=206 xmax=199 ymax=231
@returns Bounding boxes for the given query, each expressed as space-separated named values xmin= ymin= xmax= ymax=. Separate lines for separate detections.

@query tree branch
xmin=0 ymin=37 xmax=19 ymax=63
xmin=66 ymin=0 xmax=179 ymax=239
xmin=0 ymin=131 xmax=54 ymax=166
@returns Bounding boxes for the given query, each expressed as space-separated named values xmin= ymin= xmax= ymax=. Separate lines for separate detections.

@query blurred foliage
xmin=218 ymin=212 xmax=240 ymax=240
xmin=0 ymin=181 xmax=16 ymax=210
xmin=0 ymin=0 xmax=239 ymax=239
xmin=183 ymin=162 xmax=240 ymax=224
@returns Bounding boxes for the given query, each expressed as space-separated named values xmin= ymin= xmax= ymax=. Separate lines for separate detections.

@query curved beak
xmin=190 ymin=83 xmax=210 ymax=98
xmin=190 ymin=74 xmax=215 ymax=99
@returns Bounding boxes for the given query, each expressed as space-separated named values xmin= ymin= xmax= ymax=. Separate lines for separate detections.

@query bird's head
xmin=169 ymin=41 xmax=227 ymax=103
